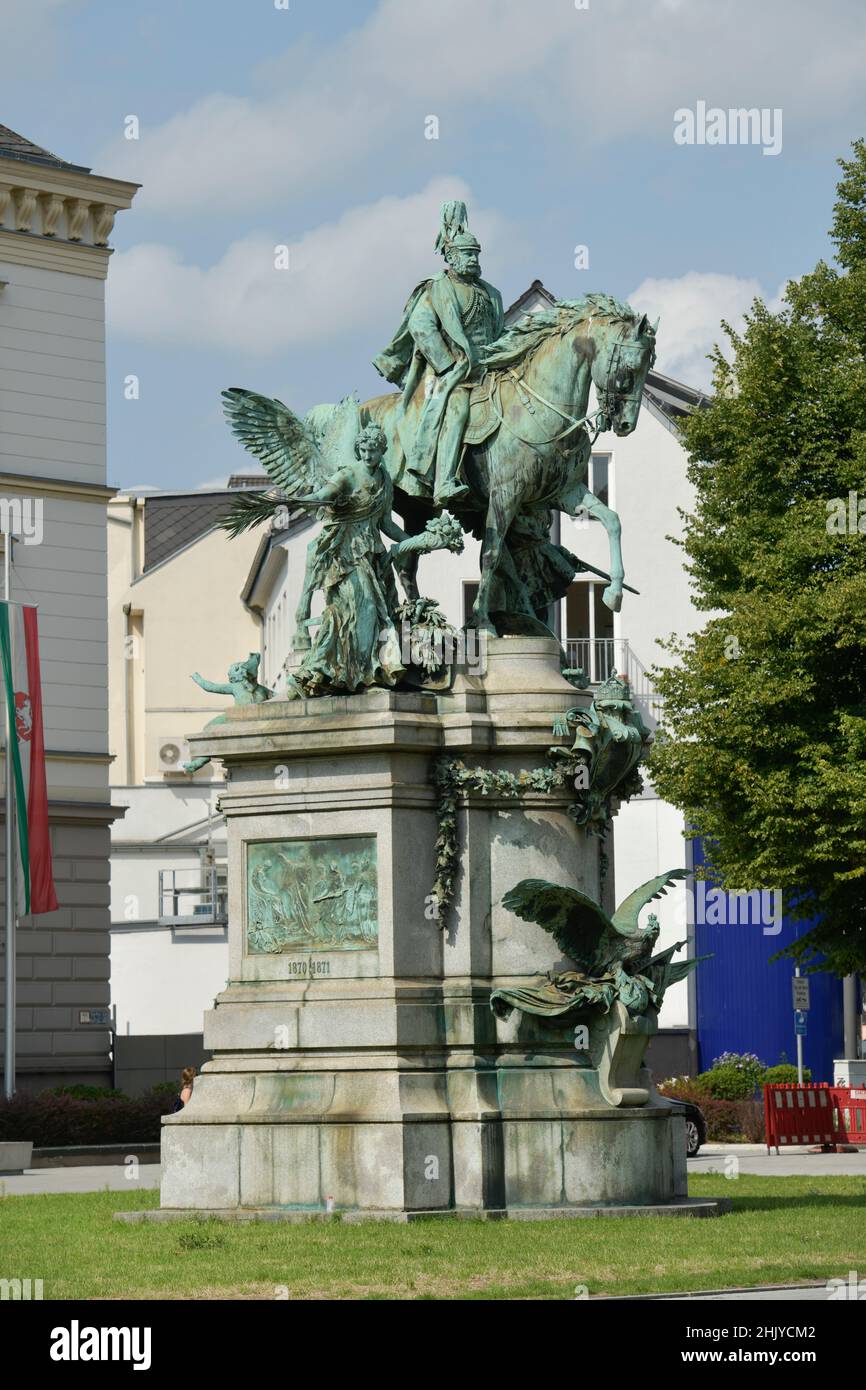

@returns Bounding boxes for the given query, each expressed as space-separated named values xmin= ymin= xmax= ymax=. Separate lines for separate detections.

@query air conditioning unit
xmin=157 ymin=736 xmax=190 ymax=773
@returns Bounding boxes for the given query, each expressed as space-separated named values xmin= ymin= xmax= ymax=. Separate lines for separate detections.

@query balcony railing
xmin=157 ymin=866 xmax=227 ymax=927
xmin=564 ymin=637 xmax=664 ymax=724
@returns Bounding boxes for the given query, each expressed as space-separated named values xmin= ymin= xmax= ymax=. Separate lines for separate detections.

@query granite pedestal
xmin=156 ymin=637 xmax=718 ymax=1218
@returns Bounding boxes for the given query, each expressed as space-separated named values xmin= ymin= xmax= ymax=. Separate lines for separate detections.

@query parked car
xmin=664 ymin=1097 xmax=707 ymax=1157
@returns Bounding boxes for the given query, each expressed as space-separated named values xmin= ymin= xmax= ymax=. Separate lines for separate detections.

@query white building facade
xmin=0 ymin=123 xmax=136 ymax=1088
xmin=107 ymin=484 xmax=262 ymax=1084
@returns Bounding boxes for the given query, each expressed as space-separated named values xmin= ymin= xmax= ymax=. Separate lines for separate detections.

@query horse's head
xmin=590 ymin=310 xmax=658 ymax=437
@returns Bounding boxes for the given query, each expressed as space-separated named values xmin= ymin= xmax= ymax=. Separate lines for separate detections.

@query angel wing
xmin=501 ymin=879 xmax=613 ymax=973
xmin=223 ymin=389 xmax=362 ymax=481
xmin=610 ymin=868 xmax=687 ymax=938
xmin=222 ymin=387 xmax=325 ymax=495
xmin=304 ymin=396 xmax=362 ymax=476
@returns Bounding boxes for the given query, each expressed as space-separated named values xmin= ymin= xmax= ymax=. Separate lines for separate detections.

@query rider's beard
xmin=448 ymin=256 xmax=480 ymax=280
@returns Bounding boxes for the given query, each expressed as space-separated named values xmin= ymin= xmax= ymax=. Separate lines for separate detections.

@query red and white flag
xmin=0 ymin=601 xmax=57 ymax=915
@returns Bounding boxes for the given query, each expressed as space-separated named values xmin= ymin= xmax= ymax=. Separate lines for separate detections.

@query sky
xmin=3 ymin=0 xmax=866 ymax=492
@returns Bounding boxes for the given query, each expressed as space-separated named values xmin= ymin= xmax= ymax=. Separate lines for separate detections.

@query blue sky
xmin=3 ymin=0 xmax=865 ymax=491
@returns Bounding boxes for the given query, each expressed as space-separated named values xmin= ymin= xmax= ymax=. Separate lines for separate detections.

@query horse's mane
xmin=481 ymin=293 xmax=641 ymax=370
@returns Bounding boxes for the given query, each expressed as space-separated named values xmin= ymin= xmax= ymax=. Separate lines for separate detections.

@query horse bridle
xmin=485 ymin=321 xmax=642 ymax=457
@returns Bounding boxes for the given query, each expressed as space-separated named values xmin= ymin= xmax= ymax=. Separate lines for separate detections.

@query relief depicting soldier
xmin=313 ymin=859 xmax=348 ymax=942
xmin=373 ymin=199 xmax=504 ymax=507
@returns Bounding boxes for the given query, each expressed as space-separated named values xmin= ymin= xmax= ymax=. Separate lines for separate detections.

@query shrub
xmin=707 ymin=1052 xmax=766 ymax=1097
xmin=657 ymin=1080 xmax=765 ymax=1142
xmin=698 ymin=1065 xmax=758 ymax=1100
xmin=41 ymin=1084 xmax=128 ymax=1102
xmin=0 ymin=1089 xmax=177 ymax=1146
xmin=763 ymin=1064 xmax=812 ymax=1085
xmin=141 ymin=1081 xmax=182 ymax=1101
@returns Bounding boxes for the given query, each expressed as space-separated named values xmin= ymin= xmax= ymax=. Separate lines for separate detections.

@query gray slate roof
xmin=0 ymin=122 xmax=90 ymax=173
xmin=142 ymin=493 xmax=241 ymax=574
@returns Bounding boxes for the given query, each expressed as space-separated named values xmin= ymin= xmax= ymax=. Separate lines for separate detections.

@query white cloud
xmin=627 ymin=270 xmax=786 ymax=388
xmin=106 ymin=178 xmax=508 ymax=353
xmin=98 ymin=0 xmax=866 ymax=213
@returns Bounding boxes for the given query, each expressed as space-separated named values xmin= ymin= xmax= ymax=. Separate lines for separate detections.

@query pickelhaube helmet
xmin=435 ymin=199 xmax=481 ymax=257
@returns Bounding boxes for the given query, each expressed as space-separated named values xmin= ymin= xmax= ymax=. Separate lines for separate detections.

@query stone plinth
xmin=158 ymin=638 xmax=712 ymax=1218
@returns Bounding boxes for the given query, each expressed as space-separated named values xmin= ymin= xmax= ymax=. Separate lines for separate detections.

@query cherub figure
xmin=183 ymin=652 xmax=272 ymax=773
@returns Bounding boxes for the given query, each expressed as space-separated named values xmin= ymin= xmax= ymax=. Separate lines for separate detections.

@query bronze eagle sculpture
xmin=493 ymin=868 xmax=706 ymax=1020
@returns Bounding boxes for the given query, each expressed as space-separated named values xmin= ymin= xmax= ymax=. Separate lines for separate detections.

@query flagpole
xmin=4 ymin=531 xmax=15 ymax=1100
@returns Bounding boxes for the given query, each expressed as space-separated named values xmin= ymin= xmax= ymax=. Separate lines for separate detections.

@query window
xmin=463 ymin=581 xmax=479 ymax=627
xmin=563 ymin=579 xmax=615 ymax=681
xmin=589 ymin=452 xmax=610 ymax=506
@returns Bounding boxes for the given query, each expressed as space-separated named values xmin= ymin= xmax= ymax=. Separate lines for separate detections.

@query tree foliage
xmin=649 ymin=141 xmax=866 ymax=976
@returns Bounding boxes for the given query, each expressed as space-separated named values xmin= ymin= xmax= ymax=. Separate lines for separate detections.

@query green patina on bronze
xmin=551 ymin=671 xmax=652 ymax=833
xmin=183 ymin=652 xmax=272 ymax=774
xmin=431 ymin=757 xmax=571 ymax=920
xmin=221 ymin=395 xmax=462 ymax=698
xmin=430 ymin=674 xmax=651 ymax=917
xmin=221 ymin=199 xmax=658 ymax=652
xmin=247 ymin=835 xmax=377 ymax=954
xmin=492 ymin=870 xmax=708 ymax=1023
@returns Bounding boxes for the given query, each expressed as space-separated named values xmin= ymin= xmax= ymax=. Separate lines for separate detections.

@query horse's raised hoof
xmin=602 ymin=585 xmax=623 ymax=613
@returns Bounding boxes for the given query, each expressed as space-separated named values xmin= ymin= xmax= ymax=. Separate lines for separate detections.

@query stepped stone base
xmin=154 ymin=638 xmax=715 ymax=1219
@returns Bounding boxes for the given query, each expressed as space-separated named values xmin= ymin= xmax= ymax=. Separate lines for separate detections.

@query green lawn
xmin=1 ymin=1176 xmax=864 ymax=1300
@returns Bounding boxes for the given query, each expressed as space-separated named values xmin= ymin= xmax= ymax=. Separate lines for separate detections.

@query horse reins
xmin=484 ymin=323 xmax=632 ymax=456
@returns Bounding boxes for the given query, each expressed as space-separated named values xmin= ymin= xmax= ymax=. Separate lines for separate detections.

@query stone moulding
xmin=0 ymin=154 xmax=137 ymax=253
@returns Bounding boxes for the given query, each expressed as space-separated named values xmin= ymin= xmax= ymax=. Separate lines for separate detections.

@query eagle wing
xmin=501 ymin=879 xmax=612 ymax=972
xmin=609 ymin=868 xmax=687 ymax=939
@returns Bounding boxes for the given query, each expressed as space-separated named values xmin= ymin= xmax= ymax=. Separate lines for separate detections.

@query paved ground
xmin=666 ymin=1285 xmax=838 ymax=1300
xmin=0 ymin=1163 xmax=162 ymax=1195
xmin=693 ymin=1143 xmax=866 ymax=1176
xmin=2 ymin=1144 xmax=863 ymax=1195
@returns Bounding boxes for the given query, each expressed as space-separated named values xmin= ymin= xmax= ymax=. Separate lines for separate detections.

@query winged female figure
xmin=221 ymin=389 xmax=461 ymax=699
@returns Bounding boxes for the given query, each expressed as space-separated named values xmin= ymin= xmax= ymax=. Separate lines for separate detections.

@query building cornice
xmin=0 ymin=472 xmax=117 ymax=502
xmin=0 ymin=797 xmax=126 ymax=824
xmin=0 ymin=155 xmax=138 ymax=278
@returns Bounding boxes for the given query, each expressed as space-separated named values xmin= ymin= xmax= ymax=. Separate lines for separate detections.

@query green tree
xmin=649 ymin=141 xmax=866 ymax=976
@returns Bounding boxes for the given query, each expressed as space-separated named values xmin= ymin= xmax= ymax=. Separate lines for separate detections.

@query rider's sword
xmin=572 ymin=558 xmax=639 ymax=596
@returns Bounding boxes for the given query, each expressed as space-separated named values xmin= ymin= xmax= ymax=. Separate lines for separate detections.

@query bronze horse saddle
xmin=463 ymin=376 xmax=500 ymax=446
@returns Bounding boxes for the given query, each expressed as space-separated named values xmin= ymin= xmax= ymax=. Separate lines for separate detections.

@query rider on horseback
xmin=373 ymin=200 xmax=504 ymax=508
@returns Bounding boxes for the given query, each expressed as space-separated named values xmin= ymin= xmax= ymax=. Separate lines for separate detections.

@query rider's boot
xmin=432 ymin=403 xmax=471 ymax=506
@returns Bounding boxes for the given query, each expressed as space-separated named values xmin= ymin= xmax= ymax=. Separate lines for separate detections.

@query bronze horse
xmin=341 ymin=293 xmax=655 ymax=637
